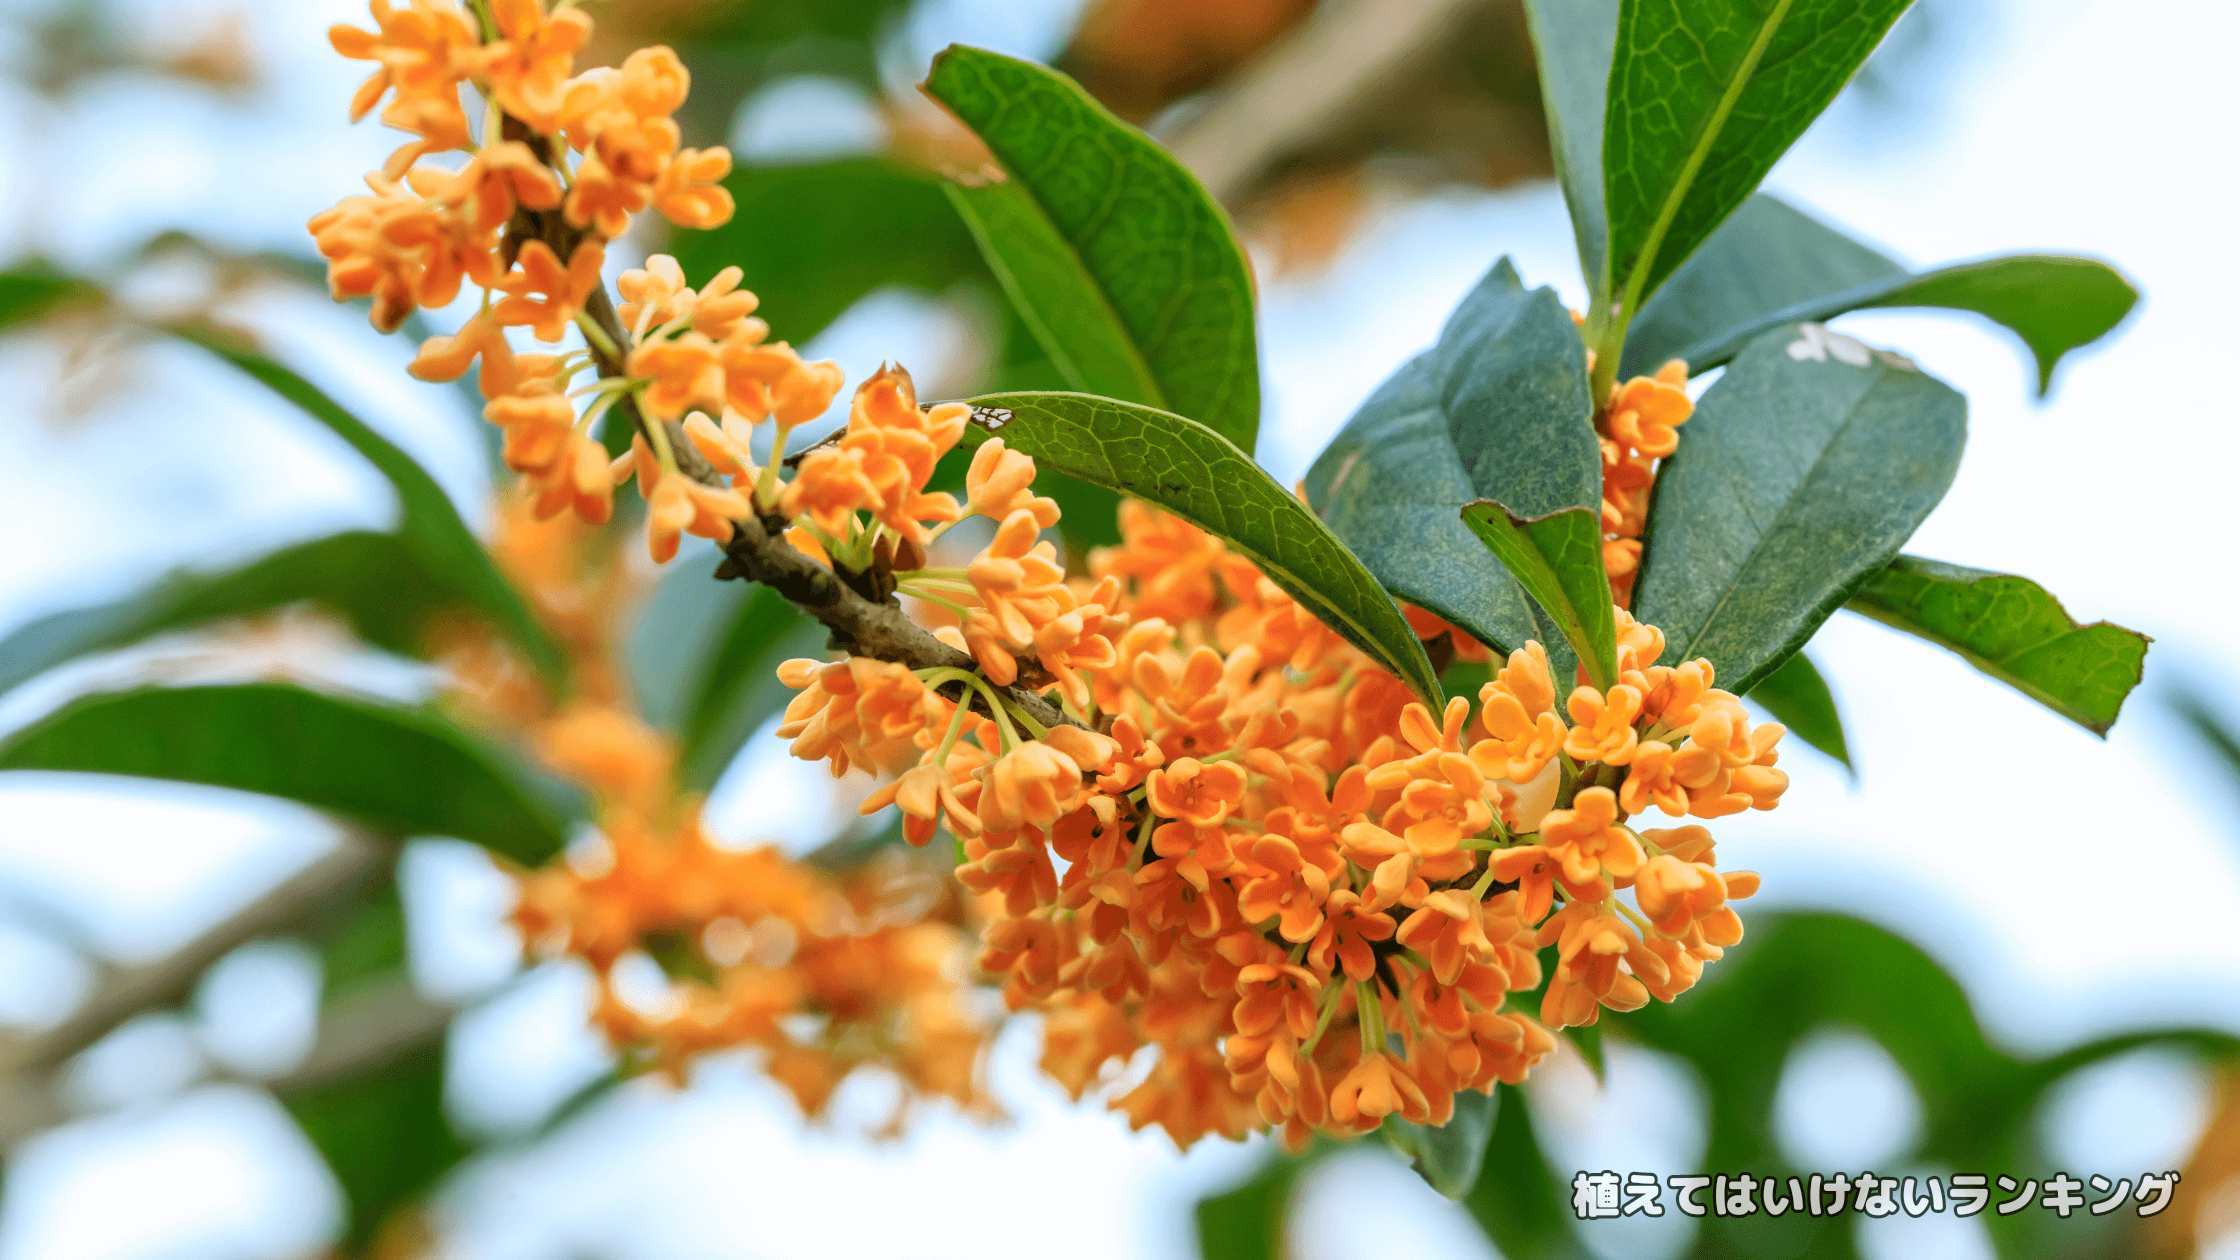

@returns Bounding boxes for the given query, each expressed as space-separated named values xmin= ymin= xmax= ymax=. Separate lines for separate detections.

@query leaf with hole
xmin=1847 ymin=555 xmax=2149 ymax=735
xmin=955 ymin=392 xmax=1440 ymax=704
xmin=1621 ymin=195 xmax=2136 ymax=393
xmin=923 ymin=45 xmax=1261 ymax=452
xmin=0 ymin=684 xmax=579 ymax=863
xmin=1305 ymin=259 xmax=1611 ymax=686
xmin=1632 ymin=321 xmax=1964 ymax=694
xmin=1602 ymin=0 xmax=1913 ymax=316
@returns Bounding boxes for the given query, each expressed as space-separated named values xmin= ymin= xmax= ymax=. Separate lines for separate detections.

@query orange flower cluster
xmin=512 ymin=702 xmax=997 ymax=1118
xmin=316 ymin=7 xmax=816 ymax=562
xmin=1600 ymin=359 xmax=1692 ymax=607
xmin=770 ymin=446 xmax=1785 ymax=1147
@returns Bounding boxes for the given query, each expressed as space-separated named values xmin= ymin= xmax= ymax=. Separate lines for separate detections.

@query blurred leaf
xmin=677 ymin=584 xmax=824 ymax=791
xmin=284 ymin=1037 xmax=466 ymax=1250
xmin=0 ymin=531 xmax=483 ymax=697
xmin=924 ymin=46 xmax=1262 ymax=452
xmin=1464 ymin=1083 xmax=1594 ymax=1260
xmin=1625 ymin=207 xmax=2136 ymax=392
xmin=1384 ymin=1090 xmax=1499 ymax=1199
xmin=0 ymin=261 xmax=97 ymax=329
xmin=1745 ymin=648 xmax=1852 ymax=768
xmin=1603 ymin=0 xmax=1913 ymax=313
xmin=1619 ymin=192 xmax=1904 ymax=377
xmin=2174 ymin=692 xmax=2240 ymax=786
xmin=662 ymin=158 xmax=985 ymax=347
xmin=958 ymin=392 xmax=1441 ymax=705
xmin=0 ymin=684 xmax=579 ymax=863
xmin=1632 ymin=322 xmax=1964 ymax=695
xmin=1521 ymin=0 xmax=1619 ymax=302
xmin=174 ymin=328 xmax=567 ymax=686
xmin=1195 ymin=1153 xmax=1307 ymax=1260
xmin=1566 ymin=1021 xmax=1607 ymax=1081
xmin=1847 ymin=555 xmax=2149 ymax=734
xmin=1306 ymin=259 xmax=1608 ymax=684
xmin=315 ymin=871 xmax=408 ymax=1002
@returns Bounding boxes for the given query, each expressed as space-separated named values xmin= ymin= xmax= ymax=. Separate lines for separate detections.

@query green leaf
xmin=676 ymin=584 xmax=824 ymax=791
xmin=1744 ymin=648 xmax=1852 ymax=768
xmin=957 ymin=392 xmax=1441 ymax=705
xmin=0 ymin=261 xmax=97 ymax=330
xmin=923 ymin=46 xmax=1262 ymax=453
xmin=1623 ymin=197 xmax=2137 ymax=392
xmin=662 ymin=157 xmax=985 ymax=347
xmin=1566 ymin=1021 xmax=1607 ymax=1081
xmin=0 ymin=532 xmax=485 ymax=697
xmin=174 ymin=328 xmax=567 ymax=686
xmin=0 ymin=684 xmax=579 ymax=864
xmin=1383 ymin=1089 xmax=1499 ymax=1200
xmin=1305 ymin=259 xmax=1611 ymax=685
xmin=1602 ymin=0 xmax=1913 ymax=318
xmin=1521 ymin=0 xmax=1620 ymax=301
xmin=284 ymin=1037 xmax=466 ymax=1249
xmin=314 ymin=872 xmax=409 ymax=1002
xmin=1464 ymin=1083 xmax=1594 ymax=1260
xmin=1194 ymin=1155 xmax=1307 ymax=1260
xmin=1619 ymin=192 xmax=1904 ymax=376
xmin=1846 ymin=555 xmax=2149 ymax=735
xmin=1631 ymin=321 xmax=1964 ymax=695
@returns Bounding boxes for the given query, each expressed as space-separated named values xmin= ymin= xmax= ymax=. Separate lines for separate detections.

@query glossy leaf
xmin=1632 ymin=322 xmax=1964 ymax=694
xmin=923 ymin=46 xmax=1261 ymax=452
xmin=1745 ymin=648 xmax=1852 ymax=768
xmin=1305 ymin=259 xmax=1610 ymax=685
xmin=284 ymin=1037 xmax=467 ymax=1249
xmin=1521 ymin=0 xmax=1620 ymax=301
xmin=1383 ymin=1091 xmax=1498 ymax=1200
xmin=957 ymin=392 xmax=1441 ymax=704
xmin=1847 ymin=555 xmax=2149 ymax=734
xmin=175 ymin=328 xmax=567 ymax=685
xmin=1465 ymin=1084 xmax=1595 ymax=1260
xmin=1623 ymin=197 xmax=2136 ymax=392
xmin=1603 ymin=0 xmax=1913 ymax=314
xmin=0 ymin=531 xmax=479 ymax=697
xmin=662 ymin=157 xmax=985 ymax=347
xmin=0 ymin=684 xmax=578 ymax=863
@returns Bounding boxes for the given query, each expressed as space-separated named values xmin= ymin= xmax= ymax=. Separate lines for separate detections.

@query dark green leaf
xmin=1464 ymin=1083 xmax=1594 ymax=1260
xmin=0 ymin=684 xmax=579 ymax=864
xmin=174 ymin=328 xmax=567 ymax=686
xmin=1846 ymin=555 xmax=2149 ymax=735
xmin=923 ymin=46 xmax=1262 ymax=452
xmin=0 ymin=532 xmax=483 ymax=697
xmin=284 ymin=1037 xmax=466 ymax=1249
xmin=959 ymin=392 xmax=1441 ymax=704
xmin=1306 ymin=259 xmax=1610 ymax=685
xmin=677 ymin=584 xmax=824 ymax=790
xmin=1632 ymin=321 xmax=1964 ymax=694
xmin=1383 ymin=1089 xmax=1498 ymax=1199
xmin=1619 ymin=192 xmax=1904 ymax=377
xmin=1744 ymin=648 xmax=1852 ymax=768
xmin=1602 ymin=0 xmax=1912 ymax=316
xmin=1521 ymin=0 xmax=1620 ymax=300
xmin=1195 ymin=1154 xmax=1306 ymax=1260
xmin=1624 ymin=198 xmax=2136 ymax=393
xmin=0 ymin=261 xmax=97 ymax=330
xmin=662 ymin=157 xmax=985 ymax=347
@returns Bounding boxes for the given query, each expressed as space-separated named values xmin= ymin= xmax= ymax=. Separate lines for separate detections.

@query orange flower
xmin=1536 ymin=786 xmax=1643 ymax=886
xmin=1394 ymin=890 xmax=1494 ymax=985
xmin=628 ymin=332 xmax=725 ymax=420
xmin=1236 ymin=834 xmax=1330 ymax=943
xmin=406 ymin=141 xmax=564 ymax=234
xmin=1091 ymin=501 xmax=1227 ymax=622
xmin=493 ymin=238 xmax=606 ymax=342
xmin=1307 ymin=889 xmax=1394 ymax=982
xmin=1329 ymin=1052 xmax=1429 ymax=1130
xmin=979 ymin=738 xmax=1090 ymax=833
xmin=653 ymin=146 xmax=736 ymax=229
xmin=1145 ymin=757 xmax=1249 ymax=828
xmin=329 ymin=0 xmax=477 ymax=149
xmin=1603 ymin=359 xmax=1692 ymax=459
xmin=964 ymin=437 xmax=1061 ymax=528
xmin=479 ymin=0 xmax=594 ymax=134
xmin=1401 ymin=605 xmax=1490 ymax=662
xmin=969 ymin=509 xmax=1069 ymax=643
xmin=1235 ymin=962 xmax=1324 ymax=1041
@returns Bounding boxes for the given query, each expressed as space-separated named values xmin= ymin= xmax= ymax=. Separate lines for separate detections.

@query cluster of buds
xmin=769 ymin=420 xmax=1786 ymax=1148
xmin=1599 ymin=359 xmax=1692 ymax=606
xmin=511 ymin=699 xmax=997 ymax=1119
xmin=314 ymin=4 xmax=833 ymax=561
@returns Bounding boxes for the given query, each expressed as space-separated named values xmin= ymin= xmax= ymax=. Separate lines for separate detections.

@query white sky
xmin=0 ymin=0 xmax=2236 ymax=1258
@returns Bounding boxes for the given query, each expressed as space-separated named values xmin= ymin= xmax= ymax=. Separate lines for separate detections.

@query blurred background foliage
xmin=0 ymin=1 xmax=2235 ymax=1258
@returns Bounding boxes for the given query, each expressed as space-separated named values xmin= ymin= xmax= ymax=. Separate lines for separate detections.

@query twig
xmin=1162 ymin=0 xmax=1491 ymax=206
